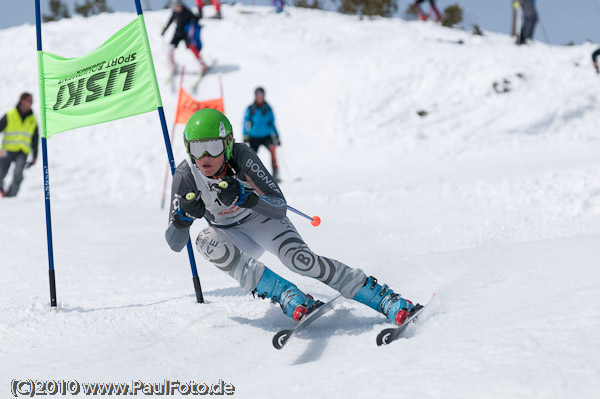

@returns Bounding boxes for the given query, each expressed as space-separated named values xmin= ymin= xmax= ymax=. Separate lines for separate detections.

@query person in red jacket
xmin=196 ymin=0 xmax=222 ymax=20
xmin=413 ymin=0 xmax=442 ymax=22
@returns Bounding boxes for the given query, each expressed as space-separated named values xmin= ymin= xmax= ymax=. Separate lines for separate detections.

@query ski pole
xmin=539 ymin=17 xmax=550 ymax=44
xmin=286 ymin=205 xmax=321 ymax=227
xmin=217 ymin=181 xmax=321 ymax=226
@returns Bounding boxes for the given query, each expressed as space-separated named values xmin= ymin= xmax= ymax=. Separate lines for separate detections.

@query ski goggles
xmin=187 ymin=139 xmax=226 ymax=159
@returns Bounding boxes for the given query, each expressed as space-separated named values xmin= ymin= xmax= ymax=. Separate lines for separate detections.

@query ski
xmin=167 ymin=65 xmax=180 ymax=92
xmin=272 ymin=294 xmax=342 ymax=350
xmin=192 ymin=60 xmax=217 ymax=93
xmin=376 ymin=293 xmax=435 ymax=346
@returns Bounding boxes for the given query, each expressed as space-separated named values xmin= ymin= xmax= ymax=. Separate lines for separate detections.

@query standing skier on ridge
xmin=161 ymin=0 xmax=208 ymax=75
xmin=165 ymin=109 xmax=422 ymax=326
xmin=413 ymin=0 xmax=442 ymax=22
xmin=516 ymin=0 xmax=538 ymax=45
xmin=196 ymin=0 xmax=222 ymax=20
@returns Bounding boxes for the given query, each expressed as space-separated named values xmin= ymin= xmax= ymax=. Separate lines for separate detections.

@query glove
xmin=273 ymin=135 xmax=280 ymax=146
xmin=243 ymin=135 xmax=250 ymax=143
xmin=171 ymin=191 xmax=205 ymax=229
xmin=595 ymin=62 xmax=599 ymax=74
xmin=211 ymin=176 xmax=259 ymax=208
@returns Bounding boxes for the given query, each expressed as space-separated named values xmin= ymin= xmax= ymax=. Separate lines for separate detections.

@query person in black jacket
xmin=161 ymin=0 xmax=207 ymax=74
xmin=0 ymin=93 xmax=39 ymax=198
xmin=593 ymin=48 xmax=600 ymax=74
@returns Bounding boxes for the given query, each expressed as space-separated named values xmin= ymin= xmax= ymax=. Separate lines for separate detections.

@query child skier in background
xmin=161 ymin=0 xmax=208 ymax=75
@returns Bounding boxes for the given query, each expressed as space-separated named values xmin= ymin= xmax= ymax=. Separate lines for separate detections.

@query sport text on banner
xmin=38 ymin=16 xmax=161 ymax=137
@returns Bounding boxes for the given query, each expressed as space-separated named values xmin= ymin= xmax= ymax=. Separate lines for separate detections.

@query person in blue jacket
xmin=243 ymin=87 xmax=280 ymax=182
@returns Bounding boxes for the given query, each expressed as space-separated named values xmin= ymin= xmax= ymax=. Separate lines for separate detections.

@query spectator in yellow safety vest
xmin=0 ymin=92 xmax=39 ymax=198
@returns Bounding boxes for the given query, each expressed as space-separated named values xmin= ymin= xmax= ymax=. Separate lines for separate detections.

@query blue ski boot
xmin=253 ymin=268 xmax=316 ymax=321
xmin=353 ymin=276 xmax=415 ymax=325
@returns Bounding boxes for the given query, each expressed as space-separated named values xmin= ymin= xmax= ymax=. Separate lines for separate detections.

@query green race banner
xmin=38 ymin=15 xmax=162 ymax=137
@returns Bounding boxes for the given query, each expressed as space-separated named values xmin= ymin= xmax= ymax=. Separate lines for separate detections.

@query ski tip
xmin=273 ymin=329 xmax=292 ymax=350
xmin=376 ymin=328 xmax=396 ymax=346
xmin=427 ymin=292 xmax=436 ymax=304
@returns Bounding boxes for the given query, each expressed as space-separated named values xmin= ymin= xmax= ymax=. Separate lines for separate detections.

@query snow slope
xmin=1 ymin=5 xmax=600 ymax=398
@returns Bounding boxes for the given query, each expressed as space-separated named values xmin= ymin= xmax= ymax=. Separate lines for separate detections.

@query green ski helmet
xmin=183 ymin=109 xmax=234 ymax=161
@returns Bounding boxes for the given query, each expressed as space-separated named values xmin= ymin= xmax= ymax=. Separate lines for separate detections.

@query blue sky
xmin=2 ymin=1 xmax=599 ymax=45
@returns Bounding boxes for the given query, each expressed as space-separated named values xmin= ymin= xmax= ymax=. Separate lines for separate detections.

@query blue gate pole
xmin=134 ymin=0 xmax=204 ymax=303
xmin=35 ymin=0 xmax=57 ymax=309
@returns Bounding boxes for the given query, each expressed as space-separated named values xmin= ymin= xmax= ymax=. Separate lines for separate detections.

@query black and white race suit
xmin=165 ymin=143 xmax=366 ymax=298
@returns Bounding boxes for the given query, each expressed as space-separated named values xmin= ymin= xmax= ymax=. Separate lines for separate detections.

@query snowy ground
xmin=1 ymin=5 xmax=600 ymax=399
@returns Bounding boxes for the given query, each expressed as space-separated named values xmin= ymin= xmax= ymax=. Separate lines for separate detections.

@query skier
xmin=273 ymin=0 xmax=285 ymax=14
xmin=593 ymin=47 xmax=600 ymax=74
xmin=516 ymin=0 xmax=538 ymax=45
xmin=196 ymin=0 xmax=222 ymax=20
xmin=161 ymin=0 xmax=208 ymax=75
xmin=0 ymin=93 xmax=38 ymax=198
xmin=243 ymin=87 xmax=281 ymax=183
xmin=413 ymin=0 xmax=442 ymax=22
xmin=165 ymin=109 xmax=420 ymax=326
